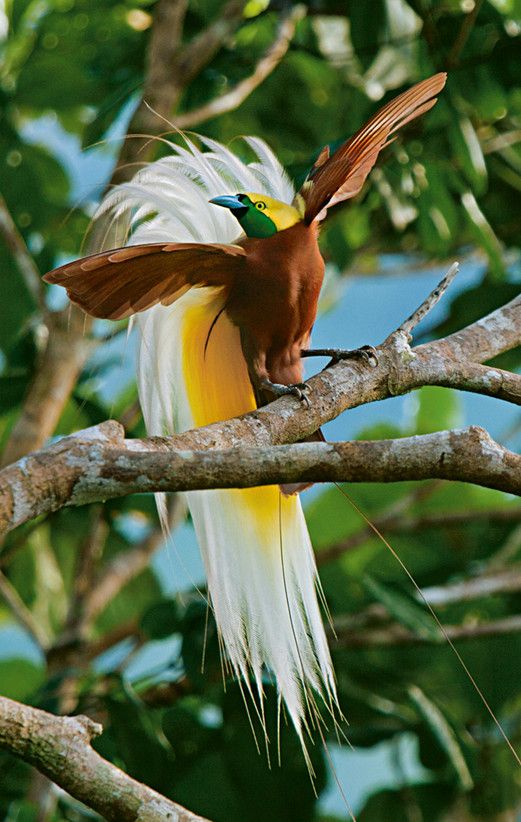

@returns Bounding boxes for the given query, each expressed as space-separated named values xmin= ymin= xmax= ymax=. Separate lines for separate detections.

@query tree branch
xmin=0 ymin=309 xmax=96 ymax=468
xmin=318 ymin=503 xmax=521 ymax=566
xmin=111 ymin=0 xmax=248 ymax=187
xmin=6 ymin=0 xmax=252 ymax=470
xmin=0 ymin=569 xmax=49 ymax=648
xmin=1 ymin=278 xmax=520 ymax=534
xmin=0 ymin=193 xmax=46 ymax=312
xmin=175 ymin=5 xmax=305 ymax=128
xmin=0 ymin=695 xmax=209 ymax=821
xmin=334 ymin=613 xmax=521 ymax=649
xmin=0 ymin=423 xmax=519 ymax=535
xmin=422 ymin=565 xmax=521 ymax=606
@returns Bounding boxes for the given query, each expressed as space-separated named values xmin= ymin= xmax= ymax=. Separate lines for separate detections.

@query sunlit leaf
xmin=408 ymin=685 xmax=474 ymax=790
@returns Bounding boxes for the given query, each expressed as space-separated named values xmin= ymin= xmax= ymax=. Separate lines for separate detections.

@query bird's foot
xmin=302 ymin=345 xmax=378 ymax=369
xmin=327 ymin=345 xmax=378 ymax=368
xmin=260 ymin=379 xmax=311 ymax=406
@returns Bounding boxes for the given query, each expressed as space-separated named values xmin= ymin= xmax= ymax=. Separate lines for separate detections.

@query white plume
xmin=94 ymin=135 xmax=338 ymax=745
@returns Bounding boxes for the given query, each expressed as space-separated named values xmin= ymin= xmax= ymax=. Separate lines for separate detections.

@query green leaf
xmin=0 ymin=659 xmax=45 ymax=701
xmin=141 ymin=599 xmax=181 ymax=640
xmin=222 ymin=682 xmax=325 ymax=822
xmin=105 ymin=678 xmax=174 ymax=792
xmin=417 ymin=161 xmax=459 ymax=254
xmin=450 ymin=116 xmax=488 ymax=195
xmin=162 ymin=701 xmax=218 ymax=765
xmin=414 ymin=386 xmax=462 ymax=435
xmin=364 ymin=576 xmax=440 ymax=642
xmin=180 ymin=600 xmax=221 ymax=690
xmin=408 ymin=685 xmax=474 ymax=790
xmin=461 ymin=191 xmax=504 ymax=279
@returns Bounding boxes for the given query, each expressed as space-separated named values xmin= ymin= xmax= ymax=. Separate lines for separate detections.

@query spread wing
xmin=297 ymin=73 xmax=447 ymax=224
xmin=43 ymin=242 xmax=247 ymax=319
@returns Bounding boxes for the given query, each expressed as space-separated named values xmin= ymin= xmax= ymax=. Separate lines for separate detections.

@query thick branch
xmin=1 ymin=423 xmax=519 ymax=535
xmin=0 ymin=696 xmax=209 ymax=821
xmin=175 ymin=5 xmax=305 ymax=128
xmin=419 ymin=293 xmax=520 ymax=363
xmin=1 ymin=285 xmax=520 ymax=534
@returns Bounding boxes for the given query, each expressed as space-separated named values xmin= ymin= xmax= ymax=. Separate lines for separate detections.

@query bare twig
xmin=82 ymin=525 xmax=165 ymax=627
xmin=0 ymin=308 xmax=96 ymax=468
xmin=422 ymin=565 xmax=521 ymax=605
xmin=0 ymin=192 xmax=46 ymax=312
xmin=319 ymin=504 xmax=521 ymax=565
xmin=175 ymin=5 xmax=305 ymax=128
xmin=110 ymin=0 xmax=249 ymax=187
xmin=0 ymin=695 xmax=209 ymax=821
xmin=61 ymin=506 xmax=109 ymax=641
xmin=334 ymin=613 xmax=521 ymax=648
xmin=447 ymin=0 xmax=484 ymax=68
xmin=395 ymin=262 xmax=459 ymax=337
xmin=0 ymin=570 xmax=49 ymax=648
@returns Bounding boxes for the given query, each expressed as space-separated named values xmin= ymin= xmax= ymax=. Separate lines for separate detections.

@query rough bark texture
xmin=0 ymin=696 xmax=209 ymax=822
xmin=1 ymin=289 xmax=519 ymax=535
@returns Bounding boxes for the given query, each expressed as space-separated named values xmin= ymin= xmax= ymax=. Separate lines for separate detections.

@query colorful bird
xmin=44 ymin=73 xmax=446 ymax=748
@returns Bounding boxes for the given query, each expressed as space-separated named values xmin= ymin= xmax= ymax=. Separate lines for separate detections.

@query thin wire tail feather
xmin=96 ymin=135 xmax=340 ymax=748
xmin=299 ymin=72 xmax=446 ymax=222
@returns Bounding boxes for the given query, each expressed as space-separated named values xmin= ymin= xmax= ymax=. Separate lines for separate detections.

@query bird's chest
xmin=228 ymin=224 xmax=324 ymax=343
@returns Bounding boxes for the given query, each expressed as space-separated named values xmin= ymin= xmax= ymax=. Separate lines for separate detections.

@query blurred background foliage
xmin=1 ymin=0 xmax=521 ymax=819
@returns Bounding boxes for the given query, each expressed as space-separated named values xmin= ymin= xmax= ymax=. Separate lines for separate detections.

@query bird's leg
xmin=301 ymin=345 xmax=378 ymax=369
xmin=259 ymin=378 xmax=310 ymax=406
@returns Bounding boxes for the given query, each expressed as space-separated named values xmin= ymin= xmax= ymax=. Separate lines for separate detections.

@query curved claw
xmin=325 ymin=345 xmax=379 ymax=369
xmin=356 ymin=345 xmax=379 ymax=366
xmin=260 ymin=379 xmax=311 ymax=407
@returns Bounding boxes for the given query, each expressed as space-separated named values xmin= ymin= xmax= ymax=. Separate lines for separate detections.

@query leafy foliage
xmin=0 ymin=0 xmax=520 ymax=819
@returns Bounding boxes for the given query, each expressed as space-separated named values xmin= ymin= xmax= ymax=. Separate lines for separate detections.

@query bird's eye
xmin=256 ymin=201 xmax=266 ymax=210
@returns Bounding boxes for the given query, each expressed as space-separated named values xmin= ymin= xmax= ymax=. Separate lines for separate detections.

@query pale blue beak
xmin=209 ymin=195 xmax=245 ymax=211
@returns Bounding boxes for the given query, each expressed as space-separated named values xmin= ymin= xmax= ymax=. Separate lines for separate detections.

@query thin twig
xmin=394 ymin=262 xmax=459 ymax=338
xmin=0 ymin=193 xmax=46 ymax=313
xmin=0 ymin=570 xmax=49 ymax=648
xmin=421 ymin=565 xmax=521 ymax=606
xmin=176 ymin=5 xmax=305 ymax=128
xmin=447 ymin=0 xmax=484 ymax=68
xmin=318 ymin=503 xmax=521 ymax=566
xmin=334 ymin=613 xmax=521 ymax=649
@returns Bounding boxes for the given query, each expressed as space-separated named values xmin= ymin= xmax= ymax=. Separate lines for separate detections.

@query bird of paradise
xmin=44 ymin=73 xmax=446 ymax=751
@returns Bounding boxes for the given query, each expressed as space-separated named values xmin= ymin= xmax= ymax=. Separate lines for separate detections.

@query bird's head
xmin=209 ymin=192 xmax=301 ymax=239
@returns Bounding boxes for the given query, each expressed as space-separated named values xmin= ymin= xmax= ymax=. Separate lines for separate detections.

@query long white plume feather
xmin=95 ymin=135 xmax=338 ymax=744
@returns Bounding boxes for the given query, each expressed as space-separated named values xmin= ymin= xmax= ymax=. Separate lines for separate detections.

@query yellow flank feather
xmin=181 ymin=288 xmax=296 ymax=524
xmin=243 ymin=192 xmax=302 ymax=232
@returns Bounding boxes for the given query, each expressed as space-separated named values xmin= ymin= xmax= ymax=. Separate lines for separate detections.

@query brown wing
xmin=298 ymin=73 xmax=446 ymax=224
xmin=43 ymin=242 xmax=247 ymax=319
